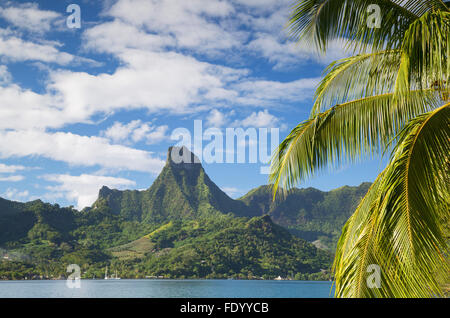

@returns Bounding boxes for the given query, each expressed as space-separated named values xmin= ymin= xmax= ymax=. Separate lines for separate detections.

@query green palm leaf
xmin=274 ymin=0 xmax=450 ymax=297
xmin=269 ymin=91 xmax=441 ymax=192
xmin=313 ymin=50 xmax=401 ymax=114
xmin=334 ymin=103 xmax=450 ymax=297
xmin=288 ymin=0 xmax=448 ymax=54
xmin=395 ymin=10 xmax=450 ymax=99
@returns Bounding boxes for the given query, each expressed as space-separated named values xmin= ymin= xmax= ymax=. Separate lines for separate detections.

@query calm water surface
xmin=0 ymin=280 xmax=334 ymax=298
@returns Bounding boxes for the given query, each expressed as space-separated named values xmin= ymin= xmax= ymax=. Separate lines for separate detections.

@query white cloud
xmin=1 ymin=188 xmax=29 ymax=201
xmin=237 ymin=2 xmax=349 ymax=69
xmin=0 ymin=162 xmax=27 ymax=183
xmin=0 ymin=175 xmax=24 ymax=182
xmin=43 ymin=174 xmax=136 ymax=209
xmin=0 ymin=65 xmax=11 ymax=84
xmin=105 ymin=0 xmax=243 ymax=53
xmin=247 ymin=33 xmax=309 ymax=69
xmin=246 ymin=32 xmax=349 ymax=69
xmin=234 ymin=77 xmax=320 ymax=106
xmin=0 ymin=28 xmax=76 ymax=65
xmin=103 ymin=120 xmax=169 ymax=144
xmin=83 ymin=20 xmax=175 ymax=54
xmin=205 ymin=109 xmax=236 ymax=128
xmin=103 ymin=120 xmax=142 ymax=143
xmin=0 ymin=83 xmax=77 ymax=130
xmin=139 ymin=125 xmax=169 ymax=144
xmin=221 ymin=186 xmax=244 ymax=198
xmin=48 ymin=50 xmax=245 ymax=116
xmin=231 ymin=109 xmax=281 ymax=128
xmin=0 ymin=130 xmax=165 ymax=174
xmin=0 ymin=2 xmax=61 ymax=33
xmin=0 ymin=163 xmax=25 ymax=173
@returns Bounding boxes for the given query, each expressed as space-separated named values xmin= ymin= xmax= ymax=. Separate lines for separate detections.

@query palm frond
xmin=332 ymin=173 xmax=386 ymax=297
xmin=333 ymin=103 xmax=450 ymax=297
xmin=395 ymin=10 xmax=450 ymax=99
xmin=312 ymin=50 xmax=401 ymax=114
xmin=269 ymin=91 xmax=441 ymax=194
xmin=288 ymin=0 xmax=448 ymax=55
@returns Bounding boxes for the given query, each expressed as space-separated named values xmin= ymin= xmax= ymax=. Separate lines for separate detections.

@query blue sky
xmin=0 ymin=0 xmax=385 ymax=209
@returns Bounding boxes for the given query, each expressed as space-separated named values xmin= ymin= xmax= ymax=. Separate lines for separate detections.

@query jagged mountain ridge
xmin=91 ymin=146 xmax=259 ymax=223
xmin=238 ymin=183 xmax=371 ymax=249
xmin=0 ymin=146 xmax=370 ymax=279
xmin=90 ymin=146 xmax=370 ymax=249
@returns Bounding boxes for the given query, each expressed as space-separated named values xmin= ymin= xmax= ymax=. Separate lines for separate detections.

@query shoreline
xmin=0 ymin=278 xmax=333 ymax=282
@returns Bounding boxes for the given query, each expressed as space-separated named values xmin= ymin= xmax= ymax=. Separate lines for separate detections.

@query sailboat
xmin=105 ymin=266 xmax=121 ymax=280
xmin=104 ymin=266 xmax=109 ymax=280
xmin=111 ymin=269 xmax=121 ymax=280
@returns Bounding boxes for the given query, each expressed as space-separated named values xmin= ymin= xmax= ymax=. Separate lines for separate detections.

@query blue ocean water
xmin=0 ymin=279 xmax=334 ymax=298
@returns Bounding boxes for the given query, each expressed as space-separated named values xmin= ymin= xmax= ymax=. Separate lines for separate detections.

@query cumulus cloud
xmin=0 ymin=163 xmax=26 ymax=183
xmin=43 ymin=174 xmax=136 ymax=209
xmin=237 ymin=1 xmax=349 ymax=68
xmin=0 ymin=82 xmax=77 ymax=130
xmin=233 ymin=77 xmax=320 ymax=106
xmin=0 ymin=2 xmax=61 ymax=33
xmin=1 ymin=188 xmax=29 ymax=201
xmin=103 ymin=120 xmax=169 ymax=145
xmin=83 ymin=20 xmax=175 ymax=54
xmin=105 ymin=0 xmax=243 ymax=53
xmin=0 ymin=0 xmax=332 ymax=188
xmin=0 ymin=0 xmax=323 ymax=137
xmin=48 ymin=50 xmax=246 ymax=117
xmin=0 ymin=65 xmax=12 ymax=84
xmin=0 ymin=29 xmax=75 ymax=64
xmin=231 ymin=109 xmax=281 ymax=128
xmin=0 ymin=130 xmax=165 ymax=174
xmin=205 ymin=109 xmax=236 ymax=128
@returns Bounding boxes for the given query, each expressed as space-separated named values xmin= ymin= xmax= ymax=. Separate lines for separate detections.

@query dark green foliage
xmin=133 ymin=215 xmax=332 ymax=279
xmin=238 ymin=183 xmax=371 ymax=250
xmin=0 ymin=147 xmax=352 ymax=280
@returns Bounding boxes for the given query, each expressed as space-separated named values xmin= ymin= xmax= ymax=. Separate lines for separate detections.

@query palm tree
xmin=270 ymin=0 xmax=449 ymax=297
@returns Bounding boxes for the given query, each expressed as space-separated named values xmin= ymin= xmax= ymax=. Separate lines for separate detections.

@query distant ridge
xmin=238 ymin=182 xmax=372 ymax=249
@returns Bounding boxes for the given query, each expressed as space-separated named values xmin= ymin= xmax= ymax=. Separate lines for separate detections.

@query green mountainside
xmin=0 ymin=146 xmax=364 ymax=280
xmin=90 ymin=146 xmax=258 ymax=223
xmin=238 ymin=183 xmax=371 ymax=250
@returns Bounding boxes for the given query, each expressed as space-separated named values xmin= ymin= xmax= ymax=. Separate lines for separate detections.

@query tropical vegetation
xmin=0 ymin=147 xmax=336 ymax=280
xmin=270 ymin=0 xmax=450 ymax=297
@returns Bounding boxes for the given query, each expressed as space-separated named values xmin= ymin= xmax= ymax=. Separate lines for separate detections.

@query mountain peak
xmin=166 ymin=146 xmax=201 ymax=169
xmin=99 ymin=185 xmax=112 ymax=197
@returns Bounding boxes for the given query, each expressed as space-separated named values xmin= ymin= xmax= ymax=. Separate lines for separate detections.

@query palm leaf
xmin=334 ymin=103 xmax=450 ymax=297
xmin=332 ymin=173 xmax=386 ymax=297
xmin=269 ymin=91 xmax=441 ymax=193
xmin=288 ymin=0 xmax=449 ymax=55
xmin=395 ymin=10 xmax=450 ymax=99
xmin=312 ymin=50 xmax=401 ymax=114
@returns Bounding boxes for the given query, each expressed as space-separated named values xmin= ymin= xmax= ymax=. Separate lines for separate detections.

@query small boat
xmin=105 ymin=266 xmax=121 ymax=280
xmin=104 ymin=266 xmax=109 ymax=280
xmin=111 ymin=270 xmax=121 ymax=280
